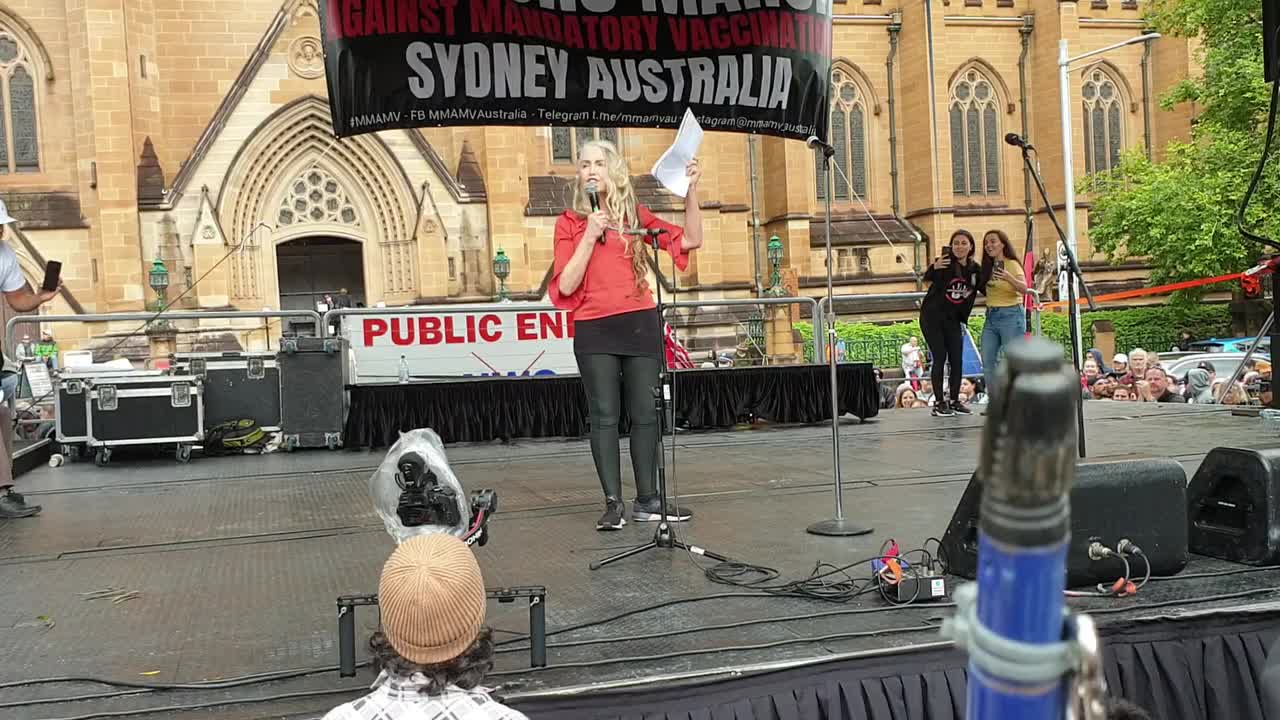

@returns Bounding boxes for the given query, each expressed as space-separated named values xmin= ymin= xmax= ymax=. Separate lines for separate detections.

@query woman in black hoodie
xmin=919 ymin=230 xmax=981 ymax=417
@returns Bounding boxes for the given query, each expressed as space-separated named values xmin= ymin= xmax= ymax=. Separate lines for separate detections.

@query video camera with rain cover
xmin=371 ymin=429 xmax=497 ymax=546
xmin=394 ymin=450 xmax=497 ymax=545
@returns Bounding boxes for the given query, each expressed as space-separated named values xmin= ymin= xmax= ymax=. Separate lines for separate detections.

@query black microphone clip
xmin=806 ymin=135 xmax=837 ymax=159
xmin=1004 ymin=133 xmax=1034 ymax=151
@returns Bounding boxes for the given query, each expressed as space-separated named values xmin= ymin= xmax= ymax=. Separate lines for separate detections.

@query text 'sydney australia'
xmin=321 ymin=0 xmax=833 ymax=141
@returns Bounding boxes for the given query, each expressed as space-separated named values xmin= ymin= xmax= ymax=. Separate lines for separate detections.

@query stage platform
xmin=0 ymin=402 xmax=1277 ymax=719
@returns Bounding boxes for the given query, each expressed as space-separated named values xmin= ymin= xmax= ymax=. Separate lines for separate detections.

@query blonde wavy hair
xmin=571 ymin=140 xmax=649 ymax=291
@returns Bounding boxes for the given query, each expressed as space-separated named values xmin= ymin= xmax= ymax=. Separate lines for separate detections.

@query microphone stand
xmin=1016 ymin=141 xmax=1096 ymax=458
xmin=591 ymin=227 xmax=730 ymax=570
xmin=806 ymin=139 xmax=873 ymax=537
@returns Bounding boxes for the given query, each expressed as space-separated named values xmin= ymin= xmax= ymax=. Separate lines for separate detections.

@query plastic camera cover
xmin=370 ymin=428 xmax=469 ymax=544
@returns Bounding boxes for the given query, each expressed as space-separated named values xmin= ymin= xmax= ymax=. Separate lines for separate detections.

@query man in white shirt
xmin=901 ymin=336 xmax=922 ymax=389
xmin=0 ymin=199 xmax=61 ymax=518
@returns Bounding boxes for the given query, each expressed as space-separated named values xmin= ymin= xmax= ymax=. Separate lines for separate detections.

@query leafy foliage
xmin=795 ymin=304 xmax=1233 ymax=366
xmin=1080 ymin=0 xmax=1279 ymax=299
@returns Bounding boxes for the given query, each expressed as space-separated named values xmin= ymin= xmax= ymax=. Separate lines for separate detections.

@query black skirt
xmin=574 ymin=309 xmax=663 ymax=359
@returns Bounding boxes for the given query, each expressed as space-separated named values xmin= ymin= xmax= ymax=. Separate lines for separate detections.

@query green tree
xmin=1080 ymin=0 xmax=1280 ymax=300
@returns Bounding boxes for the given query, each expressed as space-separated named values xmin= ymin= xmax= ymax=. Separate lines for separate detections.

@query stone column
xmin=67 ymin=0 xmax=148 ymax=310
xmin=145 ymin=323 xmax=177 ymax=367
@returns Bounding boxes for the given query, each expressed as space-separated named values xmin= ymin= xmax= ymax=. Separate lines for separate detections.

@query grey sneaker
xmin=631 ymin=496 xmax=692 ymax=522
xmin=0 ymin=492 xmax=40 ymax=518
xmin=596 ymin=498 xmax=626 ymax=531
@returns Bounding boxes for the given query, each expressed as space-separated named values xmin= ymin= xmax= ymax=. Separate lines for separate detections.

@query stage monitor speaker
xmin=1187 ymin=446 xmax=1280 ymax=565
xmin=940 ymin=458 xmax=1189 ymax=587
xmin=1267 ymin=0 xmax=1280 ymax=82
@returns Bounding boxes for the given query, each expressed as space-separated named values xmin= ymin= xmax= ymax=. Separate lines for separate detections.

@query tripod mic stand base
xmin=589 ymin=522 xmax=732 ymax=571
xmin=806 ymin=517 xmax=875 ymax=537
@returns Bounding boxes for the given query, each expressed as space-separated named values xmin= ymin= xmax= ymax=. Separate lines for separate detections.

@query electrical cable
xmin=1235 ymin=37 xmax=1280 ymax=252
xmin=1148 ymin=564 xmax=1280 ymax=582
xmin=0 ymin=662 xmax=374 ymax=713
xmin=0 ymin=662 xmax=362 ymax=691
xmin=488 ymin=623 xmax=938 ymax=678
xmin=27 ymin=686 xmax=365 ymax=720
xmin=493 ymin=597 xmax=957 ymax=654
xmin=16 ymin=219 xmax=270 ymax=419
xmin=17 ymin=134 xmax=344 ymax=423
xmin=26 ymin=585 xmax=1279 ymax=718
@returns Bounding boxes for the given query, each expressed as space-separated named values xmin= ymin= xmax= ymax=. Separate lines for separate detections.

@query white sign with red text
xmin=344 ymin=305 xmax=580 ymax=384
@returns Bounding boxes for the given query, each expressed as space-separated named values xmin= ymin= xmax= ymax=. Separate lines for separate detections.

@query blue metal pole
xmin=968 ymin=338 xmax=1077 ymax=720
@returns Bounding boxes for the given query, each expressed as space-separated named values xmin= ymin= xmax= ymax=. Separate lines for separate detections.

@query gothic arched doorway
xmin=276 ymin=236 xmax=366 ymax=316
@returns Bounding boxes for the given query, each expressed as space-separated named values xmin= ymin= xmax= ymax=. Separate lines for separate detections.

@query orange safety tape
xmin=1040 ymin=271 xmax=1244 ymax=309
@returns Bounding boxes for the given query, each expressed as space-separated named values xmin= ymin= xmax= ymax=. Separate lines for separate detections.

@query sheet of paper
xmin=651 ymin=109 xmax=704 ymax=198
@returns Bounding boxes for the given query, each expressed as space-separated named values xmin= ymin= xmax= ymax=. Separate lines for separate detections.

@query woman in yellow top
xmin=979 ymin=230 xmax=1029 ymax=403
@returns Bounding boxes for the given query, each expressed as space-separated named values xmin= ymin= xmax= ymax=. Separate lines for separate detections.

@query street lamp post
xmin=1058 ymin=33 xmax=1160 ymax=363
xmin=492 ymin=249 xmax=511 ymax=302
xmin=766 ymin=235 xmax=786 ymax=296
xmin=148 ymin=255 xmax=170 ymax=315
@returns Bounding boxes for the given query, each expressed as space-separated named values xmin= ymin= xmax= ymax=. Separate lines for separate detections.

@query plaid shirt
xmin=323 ymin=671 xmax=528 ymax=720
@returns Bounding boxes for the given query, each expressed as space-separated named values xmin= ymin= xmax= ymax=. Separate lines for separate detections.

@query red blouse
xmin=548 ymin=204 xmax=690 ymax=321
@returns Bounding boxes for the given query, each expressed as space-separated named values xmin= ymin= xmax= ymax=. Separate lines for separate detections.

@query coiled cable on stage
xmin=15 ymin=134 xmax=344 ymax=419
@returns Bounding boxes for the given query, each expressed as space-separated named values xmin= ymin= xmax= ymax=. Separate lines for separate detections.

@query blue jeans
xmin=981 ymin=306 xmax=1026 ymax=402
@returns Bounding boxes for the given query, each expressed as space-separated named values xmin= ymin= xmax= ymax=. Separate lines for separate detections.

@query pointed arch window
xmin=1082 ymin=67 xmax=1125 ymax=174
xmin=551 ymin=127 xmax=619 ymax=164
xmin=0 ymin=28 xmax=39 ymax=174
xmin=949 ymin=68 xmax=1001 ymax=196
xmin=816 ymin=65 xmax=868 ymax=202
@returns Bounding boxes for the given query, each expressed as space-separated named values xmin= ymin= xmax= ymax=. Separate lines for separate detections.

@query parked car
xmin=1188 ymin=336 xmax=1271 ymax=354
xmin=1162 ymin=352 xmax=1269 ymax=384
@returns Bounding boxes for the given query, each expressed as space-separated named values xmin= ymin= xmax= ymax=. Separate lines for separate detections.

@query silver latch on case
xmin=190 ymin=358 xmax=207 ymax=376
xmin=66 ymin=379 xmax=83 ymax=395
xmin=171 ymin=383 xmax=191 ymax=408
xmin=247 ymin=358 xmax=265 ymax=379
xmin=96 ymin=385 xmax=117 ymax=411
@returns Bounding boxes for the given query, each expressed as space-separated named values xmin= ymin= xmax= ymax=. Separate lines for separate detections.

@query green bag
xmin=204 ymin=419 xmax=270 ymax=455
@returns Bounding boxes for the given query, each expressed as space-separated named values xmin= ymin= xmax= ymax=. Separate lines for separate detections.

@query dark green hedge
xmin=794 ymin=304 xmax=1235 ymax=366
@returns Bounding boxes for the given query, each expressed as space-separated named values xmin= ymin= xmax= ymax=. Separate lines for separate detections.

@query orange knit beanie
xmin=379 ymin=534 xmax=486 ymax=665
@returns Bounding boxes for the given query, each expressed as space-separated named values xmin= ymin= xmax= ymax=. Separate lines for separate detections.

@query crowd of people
xmin=889 ymin=341 xmax=1271 ymax=410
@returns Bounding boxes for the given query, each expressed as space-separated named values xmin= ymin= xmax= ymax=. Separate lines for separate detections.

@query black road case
xmin=56 ymin=370 xmax=164 ymax=457
xmin=278 ymin=336 xmax=346 ymax=451
xmin=85 ymin=374 xmax=204 ymax=465
xmin=174 ymin=351 xmax=281 ymax=430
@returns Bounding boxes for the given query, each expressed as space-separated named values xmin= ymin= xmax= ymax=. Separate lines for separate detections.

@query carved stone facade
xmin=0 ymin=0 xmax=1196 ymax=353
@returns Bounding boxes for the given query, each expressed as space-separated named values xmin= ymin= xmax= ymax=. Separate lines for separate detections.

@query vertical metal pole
xmin=1059 ymin=40 xmax=1085 ymax=365
xmin=806 ymin=7 xmax=871 ymax=538
xmin=807 ymin=153 xmax=872 ymax=537
xmin=338 ymin=604 xmax=357 ymax=678
xmin=825 ymin=154 xmax=843 ymax=521
xmin=529 ymin=594 xmax=547 ymax=668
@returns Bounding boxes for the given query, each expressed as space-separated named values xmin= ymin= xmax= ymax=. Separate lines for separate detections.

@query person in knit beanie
xmin=323 ymin=534 xmax=527 ymax=720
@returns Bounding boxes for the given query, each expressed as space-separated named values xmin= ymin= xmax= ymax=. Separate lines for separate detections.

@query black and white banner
xmin=319 ymin=0 xmax=833 ymax=142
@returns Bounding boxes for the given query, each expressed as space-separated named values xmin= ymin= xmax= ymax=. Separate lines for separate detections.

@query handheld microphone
xmin=585 ymin=180 xmax=604 ymax=244
xmin=1004 ymin=133 xmax=1034 ymax=151
xmin=806 ymin=135 xmax=837 ymax=158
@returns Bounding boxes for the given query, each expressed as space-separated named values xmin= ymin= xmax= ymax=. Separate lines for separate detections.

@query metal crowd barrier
xmin=6 ymin=309 xmax=324 ymax=357
xmin=818 ymin=291 xmax=927 ymax=318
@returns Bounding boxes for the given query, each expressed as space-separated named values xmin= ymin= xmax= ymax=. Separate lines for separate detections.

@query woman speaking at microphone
xmin=549 ymin=140 xmax=703 ymax=531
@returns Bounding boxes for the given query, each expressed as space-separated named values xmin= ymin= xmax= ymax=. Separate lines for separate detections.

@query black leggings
xmin=920 ymin=313 xmax=964 ymax=403
xmin=577 ymin=353 xmax=661 ymax=501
